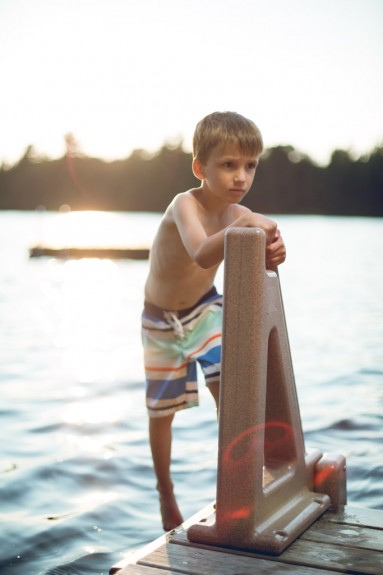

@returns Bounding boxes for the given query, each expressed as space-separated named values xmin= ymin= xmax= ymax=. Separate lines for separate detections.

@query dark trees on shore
xmin=1 ymin=143 xmax=382 ymax=215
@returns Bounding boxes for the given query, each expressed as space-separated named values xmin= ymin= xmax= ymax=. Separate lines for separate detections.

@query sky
xmin=0 ymin=0 xmax=382 ymax=167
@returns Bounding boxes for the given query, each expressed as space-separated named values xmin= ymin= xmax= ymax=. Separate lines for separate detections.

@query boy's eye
xmin=222 ymin=161 xmax=257 ymax=170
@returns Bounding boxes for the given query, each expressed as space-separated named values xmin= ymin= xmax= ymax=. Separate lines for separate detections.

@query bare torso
xmin=144 ymin=189 xmax=243 ymax=310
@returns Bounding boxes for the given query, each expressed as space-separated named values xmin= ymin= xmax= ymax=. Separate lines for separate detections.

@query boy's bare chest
xmin=199 ymin=209 xmax=235 ymax=236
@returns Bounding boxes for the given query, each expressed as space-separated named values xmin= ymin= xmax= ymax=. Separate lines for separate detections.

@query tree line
xmin=0 ymin=142 xmax=382 ymax=215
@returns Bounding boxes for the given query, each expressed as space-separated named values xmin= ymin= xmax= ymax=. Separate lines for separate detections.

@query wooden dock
xmin=110 ymin=502 xmax=383 ymax=575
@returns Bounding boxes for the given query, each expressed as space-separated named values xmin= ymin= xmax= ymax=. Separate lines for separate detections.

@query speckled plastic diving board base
xmin=187 ymin=228 xmax=336 ymax=553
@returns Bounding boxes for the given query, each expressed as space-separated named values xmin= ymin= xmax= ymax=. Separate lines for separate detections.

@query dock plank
xmin=301 ymin=518 xmax=383 ymax=551
xmin=276 ymin=538 xmax=382 ymax=574
xmin=321 ymin=506 xmax=383 ymax=530
xmin=117 ymin=566 xmax=178 ymax=575
xmin=134 ymin=542 xmax=341 ymax=575
xmin=172 ymin=531 xmax=383 ymax=575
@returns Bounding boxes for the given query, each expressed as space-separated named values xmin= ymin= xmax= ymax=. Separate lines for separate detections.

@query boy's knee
xmin=149 ymin=413 xmax=174 ymax=430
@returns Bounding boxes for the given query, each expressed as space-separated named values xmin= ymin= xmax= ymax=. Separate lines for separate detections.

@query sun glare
xmin=38 ymin=210 xmax=151 ymax=249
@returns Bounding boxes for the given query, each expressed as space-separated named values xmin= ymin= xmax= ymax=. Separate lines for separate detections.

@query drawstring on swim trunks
xmin=163 ymin=311 xmax=185 ymax=338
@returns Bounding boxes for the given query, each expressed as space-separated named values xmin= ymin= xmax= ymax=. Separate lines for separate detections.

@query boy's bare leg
xmin=149 ymin=414 xmax=184 ymax=531
xmin=208 ymin=381 xmax=220 ymax=411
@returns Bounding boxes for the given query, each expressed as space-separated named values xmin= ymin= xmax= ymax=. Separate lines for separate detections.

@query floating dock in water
xmin=111 ymin=228 xmax=383 ymax=574
xmin=29 ymin=245 xmax=150 ymax=259
xmin=110 ymin=502 xmax=383 ymax=574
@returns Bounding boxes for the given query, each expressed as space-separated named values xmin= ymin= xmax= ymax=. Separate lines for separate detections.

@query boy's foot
xmin=158 ymin=489 xmax=184 ymax=532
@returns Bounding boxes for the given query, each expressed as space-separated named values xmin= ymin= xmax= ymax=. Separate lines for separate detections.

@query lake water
xmin=0 ymin=211 xmax=382 ymax=574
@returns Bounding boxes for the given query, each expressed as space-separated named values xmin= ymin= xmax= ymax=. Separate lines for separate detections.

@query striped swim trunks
xmin=141 ymin=286 xmax=223 ymax=418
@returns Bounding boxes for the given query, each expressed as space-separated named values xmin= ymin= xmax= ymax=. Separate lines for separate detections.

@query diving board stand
xmin=187 ymin=227 xmax=346 ymax=554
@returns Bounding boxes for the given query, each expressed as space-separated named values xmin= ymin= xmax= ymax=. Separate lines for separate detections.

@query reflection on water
xmin=0 ymin=211 xmax=382 ymax=575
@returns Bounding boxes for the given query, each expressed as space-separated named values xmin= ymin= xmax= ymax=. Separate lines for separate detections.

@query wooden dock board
xmin=110 ymin=504 xmax=383 ymax=575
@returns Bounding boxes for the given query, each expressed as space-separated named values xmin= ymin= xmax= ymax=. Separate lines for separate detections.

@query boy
xmin=142 ymin=111 xmax=286 ymax=531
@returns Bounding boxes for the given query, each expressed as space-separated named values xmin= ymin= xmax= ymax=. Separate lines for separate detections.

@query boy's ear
xmin=192 ymin=158 xmax=205 ymax=181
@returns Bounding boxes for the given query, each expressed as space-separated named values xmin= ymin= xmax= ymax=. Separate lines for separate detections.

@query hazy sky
xmin=1 ymin=0 xmax=382 ymax=166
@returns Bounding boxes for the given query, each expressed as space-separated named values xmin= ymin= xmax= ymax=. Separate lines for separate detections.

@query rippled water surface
xmin=0 ymin=211 xmax=382 ymax=574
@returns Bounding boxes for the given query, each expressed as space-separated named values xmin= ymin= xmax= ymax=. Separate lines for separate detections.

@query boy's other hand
xmin=266 ymin=229 xmax=286 ymax=270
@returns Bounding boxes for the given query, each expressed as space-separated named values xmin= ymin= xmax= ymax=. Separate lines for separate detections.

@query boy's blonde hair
xmin=193 ymin=111 xmax=263 ymax=165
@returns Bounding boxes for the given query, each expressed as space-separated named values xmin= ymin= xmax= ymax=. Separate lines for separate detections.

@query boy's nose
xmin=235 ymin=170 xmax=246 ymax=182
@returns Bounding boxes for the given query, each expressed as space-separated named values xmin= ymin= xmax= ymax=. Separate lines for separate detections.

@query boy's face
xmin=194 ymin=143 xmax=259 ymax=204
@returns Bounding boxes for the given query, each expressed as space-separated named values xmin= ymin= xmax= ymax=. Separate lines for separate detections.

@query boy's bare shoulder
xmin=172 ymin=188 xmax=200 ymax=207
xmin=164 ymin=189 xmax=202 ymax=223
xmin=154 ymin=190 xmax=199 ymax=237
xmin=171 ymin=189 xmax=251 ymax=218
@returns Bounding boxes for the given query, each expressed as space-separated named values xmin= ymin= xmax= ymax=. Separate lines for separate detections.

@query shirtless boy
xmin=141 ymin=111 xmax=286 ymax=531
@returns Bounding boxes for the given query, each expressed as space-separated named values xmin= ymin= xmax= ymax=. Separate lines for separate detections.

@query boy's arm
xmin=173 ymin=194 xmax=281 ymax=269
